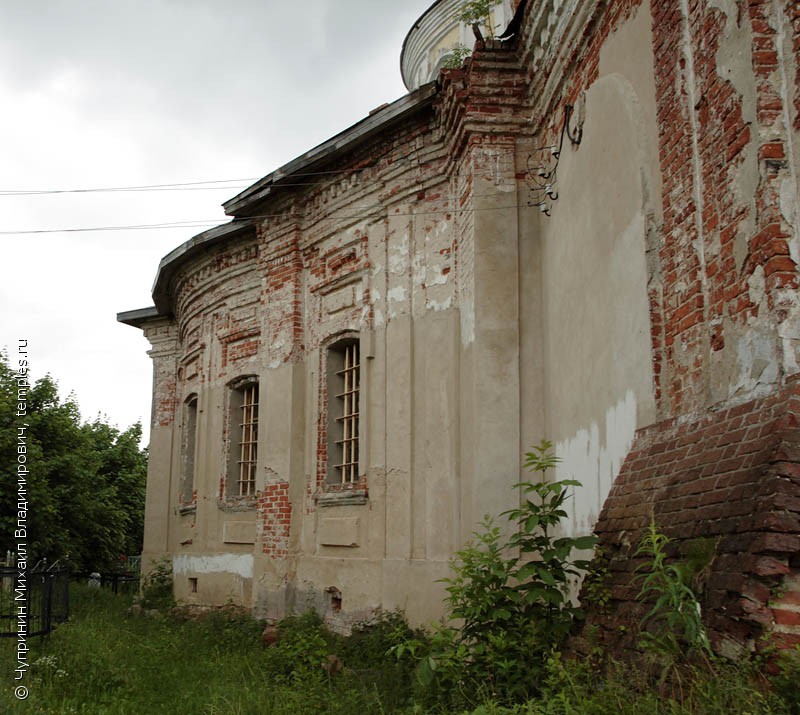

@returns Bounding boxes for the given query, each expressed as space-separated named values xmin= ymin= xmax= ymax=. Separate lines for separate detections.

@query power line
xmin=0 ymin=157 xmax=531 ymax=197
xmin=0 ymin=166 xmax=393 ymax=196
xmin=0 ymin=199 xmax=534 ymax=236
xmin=0 ymin=179 xmax=259 ymax=196
xmin=0 ymin=220 xmax=226 ymax=235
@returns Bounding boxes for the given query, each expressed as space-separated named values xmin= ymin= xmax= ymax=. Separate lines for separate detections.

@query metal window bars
xmin=335 ymin=342 xmax=360 ymax=484
xmin=237 ymin=383 xmax=258 ymax=496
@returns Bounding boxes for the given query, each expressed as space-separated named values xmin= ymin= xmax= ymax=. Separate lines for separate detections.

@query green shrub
xmin=337 ymin=611 xmax=426 ymax=710
xmin=412 ymin=442 xmax=597 ymax=708
xmin=139 ymin=555 xmax=175 ymax=610
xmin=2 ymin=580 xmax=796 ymax=714
xmin=261 ymin=610 xmax=331 ymax=683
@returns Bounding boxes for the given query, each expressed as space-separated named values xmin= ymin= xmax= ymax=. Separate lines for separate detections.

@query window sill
xmin=316 ymin=489 xmax=368 ymax=508
xmin=217 ymin=496 xmax=258 ymax=512
xmin=177 ymin=504 xmax=196 ymax=516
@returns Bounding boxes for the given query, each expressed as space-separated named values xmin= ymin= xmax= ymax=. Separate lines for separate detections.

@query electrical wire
xmin=0 ymin=158 xmax=532 ymax=197
xmin=0 ymin=199 xmax=531 ymax=236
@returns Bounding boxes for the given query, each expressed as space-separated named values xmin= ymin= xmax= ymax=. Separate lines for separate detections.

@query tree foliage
xmin=454 ymin=0 xmax=502 ymax=31
xmin=0 ymin=352 xmax=147 ymax=571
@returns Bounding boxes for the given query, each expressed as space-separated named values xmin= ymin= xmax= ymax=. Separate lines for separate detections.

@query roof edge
xmin=147 ymin=82 xmax=439 ymax=320
xmin=151 ymin=219 xmax=256 ymax=314
xmin=117 ymin=306 xmax=162 ymax=328
xmin=222 ymin=82 xmax=438 ymax=216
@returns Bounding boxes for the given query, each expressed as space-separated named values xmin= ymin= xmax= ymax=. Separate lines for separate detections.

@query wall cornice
xmin=517 ymin=0 xmax=602 ymax=129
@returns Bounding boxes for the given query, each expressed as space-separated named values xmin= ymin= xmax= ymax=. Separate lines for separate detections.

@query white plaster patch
xmin=173 ymin=553 xmax=254 ymax=579
xmin=434 ymin=218 xmax=450 ymax=237
xmin=555 ymin=390 xmax=638 ymax=537
xmin=427 ymin=297 xmax=453 ymax=312
xmin=412 ymin=250 xmax=426 ymax=286
xmin=747 ymin=265 xmax=768 ymax=313
xmin=426 ymin=270 xmax=449 ymax=287
xmin=778 ymin=299 xmax=800 ymax=374
xmin=387 ymin=286 xmax=407 ymax=303
xmin=388 ymin=233 xmax=410 ymax=275
xmin=734 ymin=329 xmax=779 ymax=392
xmin=781 ymin=177 xmax=799 ymax=264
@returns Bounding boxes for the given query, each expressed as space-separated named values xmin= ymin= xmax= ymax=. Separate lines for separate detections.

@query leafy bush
xmin=139 ymin=556 xmax=175 ymax=610
xmin=0 ymin=352 xmax=147 ymax=572
xmin=2 ymin=583 xmax=796 ymax=714
xmin=410 ymin=442 xmax=597 ymax=708
xmin=338 ymin=611 xmax=426 ymax=710
xmin=261 ymin=610 xmax=331 ymax=683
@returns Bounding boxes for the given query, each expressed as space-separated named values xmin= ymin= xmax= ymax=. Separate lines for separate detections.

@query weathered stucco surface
xmin=121 ymin=0 xmax=800 ymax=649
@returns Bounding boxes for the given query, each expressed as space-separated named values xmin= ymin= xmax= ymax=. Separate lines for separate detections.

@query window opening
xmin=180 ymin=396 xmax=198 ymax=504
xmin=237 ymin=383 xmax=259 ymax=496
xmin=227 ymin=379 xmax=259 ymax=498
xmin=328 ymin=341 xmax=360 ymax=485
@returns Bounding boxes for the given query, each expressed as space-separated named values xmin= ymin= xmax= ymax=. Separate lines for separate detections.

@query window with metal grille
xmin=180 ymin=395 xmax=198 ymax=504
xmin=327 ymin=339 xmax=360 ymax=485
xmin=227 ymin=380 xmax=259 ymax=497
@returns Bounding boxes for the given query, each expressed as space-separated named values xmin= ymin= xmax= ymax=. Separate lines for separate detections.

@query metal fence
xmin=72 ymin=571 xmax=141 ymax=595
xmin=72 ymin=554 xmax=142 ymax=594
xmin=0 ymin=558 xmax=70 ymax=638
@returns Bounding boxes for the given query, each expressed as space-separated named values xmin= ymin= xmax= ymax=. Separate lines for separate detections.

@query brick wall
xmin=500 ymin=0 xmax=800 ymax=655
xmin=580 ymin=377 xmax=800 ymax=654
xmin=258 ymin=481 xmax=291 ymax=559
xmin=649 ymin=0 xmax=798 ymax=416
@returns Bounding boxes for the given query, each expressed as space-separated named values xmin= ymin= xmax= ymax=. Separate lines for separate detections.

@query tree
xmin=441 ymin=0 xmax=502 ymax=69
xmin=454 ymin=0 xmax=502 ymax=34
xmin=0 ymin=351 xmax=147 ymax=572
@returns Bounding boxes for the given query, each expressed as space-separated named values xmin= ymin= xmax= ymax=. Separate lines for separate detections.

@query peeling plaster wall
xmin=536 ymin=47 xmax=659 ymax=537
xmin=134 ymin=63 xmax=530 ymax=624
xmin=556 ymin=391 xmax=639 ymax=536
xmin=129 ymin=0 xmax=800 ymax=643
xmin=646 ymin=0 xmax=800 ymax=413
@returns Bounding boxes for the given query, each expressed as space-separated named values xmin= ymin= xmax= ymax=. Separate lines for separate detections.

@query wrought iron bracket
xmin=526 ymin=103 xmax=583 ymax=216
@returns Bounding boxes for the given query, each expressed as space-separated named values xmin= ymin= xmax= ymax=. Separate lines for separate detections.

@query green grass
xmin=1 ymin=585 xmax=796 ymax=715
xmin=0 ymin=586 xmax=410 ymax=715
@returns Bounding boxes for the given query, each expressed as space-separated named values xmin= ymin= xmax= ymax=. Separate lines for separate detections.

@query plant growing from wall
xmin=441 ymin=44 xmax=472 ymax=69
xmin=454 ymin=0 xmax=502 ymax=35
xmin=408 ymin=441 xmax=597 ymax=708
xmin=635 ymin=519 xmax=712 ymax=681
xmin=441 ymin=0 xmax=502 ymax=70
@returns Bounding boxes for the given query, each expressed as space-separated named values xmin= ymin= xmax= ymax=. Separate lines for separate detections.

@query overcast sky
xmin=0 ymin=0 xmax=433 ymax=443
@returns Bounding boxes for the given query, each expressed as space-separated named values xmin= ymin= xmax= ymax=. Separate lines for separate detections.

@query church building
xmin=120 ymin=0 xmax=800 ymax=652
